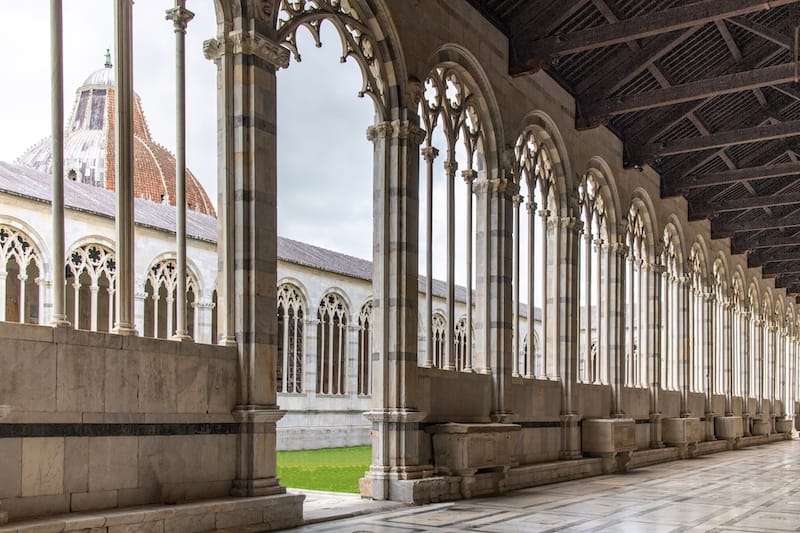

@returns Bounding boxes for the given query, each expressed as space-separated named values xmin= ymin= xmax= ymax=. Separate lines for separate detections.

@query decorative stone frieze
xmin=203 ymin=31 xmax=291 ymax=69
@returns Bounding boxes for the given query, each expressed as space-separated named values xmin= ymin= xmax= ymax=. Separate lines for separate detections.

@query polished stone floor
xmin=288 ymin=439 xmax=800 ymax=532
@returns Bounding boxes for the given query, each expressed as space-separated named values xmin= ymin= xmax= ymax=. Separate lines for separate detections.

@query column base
xmin=170 ymin=332 xmax=193 ymax=342
xmin=112 ymin=322 xmax=138 ymax=336
xmin=560 ymin=413 xmax=582 ymax=460
xmin=231 ymin=477 xmax=286 ymax=497
xmin=704 ymin=412 xmax=716 ymax=441
xmin=742 ymin=413 xmax=752 ymax=436
xmin=231 ymin=405 xmax=286 ymax=498
xmin=217 ymin=335 xmax=238 ymax=347
xmin=649 ymin=412 xmax=664 ymax=449
xmin=49 ymin=315 xmax=71 ymax=328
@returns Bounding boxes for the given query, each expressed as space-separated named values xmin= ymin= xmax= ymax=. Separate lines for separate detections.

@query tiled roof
xmin=0 ymin=161 xmax=538 ymax=318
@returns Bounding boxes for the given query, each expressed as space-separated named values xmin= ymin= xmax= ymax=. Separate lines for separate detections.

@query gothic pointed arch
xmin=142 ymin=256 xmax=200 ymax=339
xmin=316 ymin=291 xmax=350 ymax=395
xmin=277 ymin=282 xmax=306 ymax=393
xmin=0 ymin=222 xmax=44 ymax=324
xmin=65 ymin=242 xmax=117 ymax=332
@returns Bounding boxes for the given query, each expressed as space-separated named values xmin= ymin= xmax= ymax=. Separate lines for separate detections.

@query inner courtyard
xmin=3 ymin=0 xmax=800 ymax=531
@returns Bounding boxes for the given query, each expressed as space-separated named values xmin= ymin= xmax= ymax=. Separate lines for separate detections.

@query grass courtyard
xmin=276 ymin=445 xmax=371 ymax=493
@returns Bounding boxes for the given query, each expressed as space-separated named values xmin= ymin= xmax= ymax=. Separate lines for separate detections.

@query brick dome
xmin=17 ymin=59 xmax=215 ymax=217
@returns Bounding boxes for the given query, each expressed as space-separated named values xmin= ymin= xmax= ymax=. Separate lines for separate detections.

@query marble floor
xmin=287 ymin=439 xmax=800 ymax=532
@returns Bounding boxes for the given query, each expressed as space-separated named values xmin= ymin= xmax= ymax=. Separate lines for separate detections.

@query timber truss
xmin=467 ymin=0 xmax=800 ymax=301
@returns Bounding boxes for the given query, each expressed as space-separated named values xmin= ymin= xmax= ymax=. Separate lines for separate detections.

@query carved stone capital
xmin=203 ymin=37 xmax=226 ymax=62
xmin=366 ymin=120 xmax=425 ymax=145
xmin=165 ymin=5 xmax=194 ymax=33
xmin=366 ymin=121 xmax=393 ymax=142
xmin=421 ymin=146 xmax=439 ymax=162
xmin=462 ymin=169 xmax=478 ymax=184
xmin=228 ymin=30 xmax=291 ymax=69
xmin=443 ymin=160 xmax=459 ymax=177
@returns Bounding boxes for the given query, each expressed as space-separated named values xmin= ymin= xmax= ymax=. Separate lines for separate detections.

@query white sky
xmin=0 ymin=1 xmax=485 ymax=291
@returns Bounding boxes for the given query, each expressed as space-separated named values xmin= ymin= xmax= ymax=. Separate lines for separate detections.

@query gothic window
xmin=731 ymin=277 xmax=744 ymax=397
xmin=142 ymin=259 xmax=197 ymax=339
xmin=0 ymin=225 xmax=42 ymax=324
xmin=712 ymin=262 xmax=728 ymax=395
xmin=277 ymin=284 xmax=305 ymax=394
xmin=454 ymin=316 xmax=470 ymax=372
xmin=688 ymin=246 xmax=707 ymax=393
xmin=65 ymin=243 xmax=116 ymax=332
xmin=357 ymin=300 xmax=372 ymax=396
xmin=748 ymin=286 xmax=760 ymax=399
xmin=578 ymin=172 xmax=607 ymax=385
xmin=623 ymin=205 xmax=648 ymax=387
xmin=317 ymin=293 xmax=348 ymax=395
xmin=661 ymin=227 xmax=681 ymax=391
xmin=514 ymin=128 xmax=557 ymax=379
xmin=419 ymin=65 xmax=485 ymax=372
xmin=431 ymin=312 xmax=447 ymax=369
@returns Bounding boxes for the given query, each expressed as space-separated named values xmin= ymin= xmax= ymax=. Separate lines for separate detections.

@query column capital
xmin=443 ymin=159 xmax=459 ymax=177
xmin=512 ymin=194 xmax=523 ymax=207
xmin=461 ymin=169 xmax=478 ymax=184
xmin=204 ymin=30 xmax=290 ymax=69
xmin=420 ymin=145 xmax=439 ymax=162
xmin=165 ymin=4 xmax=194 ymax=33
xmin=366 ymin=120 xmax=425 ymax=145
xmin=525 ymin=200 xmax=537 ymax=213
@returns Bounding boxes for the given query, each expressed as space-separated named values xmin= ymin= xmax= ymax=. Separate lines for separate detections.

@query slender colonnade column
xmin=463 ymin=169 xmax=476 ymax=373
xmin=512 ymin=193 xmax=521 ymax=377
xmin=112 ymin=0 xmax=137 ymax=336
xmin=166 ymin=0 xmax=194 ymax=340
xmin=680 ymin=276 xmax=691 ymax=417
xmin=50 ymin=0 xmax=70 ymax=328
xmin=444 ymin=158 xmax=457 ymax=371
xmin=421 ymin=146 xmax=437 ymax=368
xmin=539 ymin=208 xmax=549 ymax=377
xmin=526 ymin=199 xmax=536 ymax=378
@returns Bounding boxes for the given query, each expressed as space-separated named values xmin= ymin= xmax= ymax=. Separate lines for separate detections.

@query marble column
xmin=704 ymin=291 xmax=715 ymax=440
xmin=362 ymin=117 xmax=431 ymax=500
xmin=742 ymin=310 xmax=751 ymax=435
xmin=474 ymin=176 xmax=514 ymax=422
xmin=444 ymin=158 xmax=458 ymax=371
xmin=112 ymin=0 xmax=137 ymax=335
xmin=680 ymin=276 xmax=692 ymax=417
xmin=204 ymin=28 xmax=290 ymax=497
xmin=512 ymin=193 xmax=521 ymax=377
xmin=649 ymin=261 xmax=664 ymax=448
xmin=421 ymin=146 xmax=438 ymax=369
xmin=166 ymin=0 xmax=194 ymax=340
xmin=463 ymin=169 xmax=477 ymax=373
xmin=556 ymin=215 xmax=582 ymax=458
xmin=50 ymin=0 xmax=69 ymax=328
xmin=608 ymin=240 xmax=628 ymax=418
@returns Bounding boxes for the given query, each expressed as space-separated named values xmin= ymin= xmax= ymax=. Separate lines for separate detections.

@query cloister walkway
xmin=290 ymin=439 xmax=800 ymax=532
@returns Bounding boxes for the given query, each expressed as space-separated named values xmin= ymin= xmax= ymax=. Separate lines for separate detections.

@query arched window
xmin=688 ymin=247 xmax=707 ymax=393
xmin=731 ymin=276 xmax=744 ymax=397
xmin=661 ymin=227 xmax=681 ymax=391
xmin=317 ymin=293 xmax=348 ymax=395
xmin=277 ymin=284 xmax=304 ymax=393
xmin=65 ymin=243 xmax=116 ymax=332
xmin=142 ymin=259 xmax=197 ymax=339
xmin=0 ymin=225 xmax=42 ymax=324
xmin=712 ymin=262 xmax=728 ymax=396
xmin=357 ymin=300 xmax=372 ymax=396
xmin=578 ymin=172 xmax=607 ymax=385
xmin=748 ymin=286 xmax=760 ymax=401
xmin=419 ymin=65 xmax=486 ymax=373
xmin=431 ymin=312 xmax=447 ymax=369
xmin=454 ymin=316 xmax=470 ymax=372
xmin=514 ymin=128 xmax=557 ymax=379
xmin=624 ymin=204 xmax=648 ymax=388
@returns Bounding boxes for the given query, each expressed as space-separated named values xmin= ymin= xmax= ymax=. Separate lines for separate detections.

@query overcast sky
xmin=0 ymin=1 xmax=377 ymax=262
xmin=0 ymin=1 xmax=492 ymax=292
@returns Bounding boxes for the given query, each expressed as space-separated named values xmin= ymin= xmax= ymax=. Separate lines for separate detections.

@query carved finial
xmin=104 ymin=49 xmax=112 ymax=69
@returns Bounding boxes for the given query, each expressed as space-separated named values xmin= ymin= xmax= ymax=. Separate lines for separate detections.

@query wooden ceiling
xmin=467 ymin=0 xmax=800 ymax=299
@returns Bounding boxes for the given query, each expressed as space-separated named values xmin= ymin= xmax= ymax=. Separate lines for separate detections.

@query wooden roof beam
xmin=748 ymin=247 xmax=800 ymax=266
xmin=763 ymin=262 xmax=800 ymax=276
xmin=632 ymin=119 xmax=800 ymax=163
xmin=732 ymin=232 xmax=800 ymax=252
xmin=664 ymin=160 xmax=800 ymax=195
xmin=510 ymin=0 xmax=798 ymax=75
xmin=695 ymin=190 xmax=800 ymax=219
xmin=713 ymin=211 xmax=800 ymax=233
xmin=583 ymin=63 xmax=800 ymax=122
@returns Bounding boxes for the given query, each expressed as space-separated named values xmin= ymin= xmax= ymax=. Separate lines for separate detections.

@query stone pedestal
xmin=795 ymin=415 xmax=800 ymax=432
xmin=775 ymin=418 xmax=793 ymax=438
xmin=714 ymin=416 xmax=743 ymax=449
xmin=581 ymin=418 xmax=637 ymax=473
xmin=752 ymin=417 xmax=771 ymax=436
xmin=742 ymin=413 xmax=752 ymax=436
xmin=704 ymin=412 xmax=716 ymax=441
xmin=663 ymin=417 xmax=701 ymax=458
xmin=427 ymin=423 xmax=521 ymax=498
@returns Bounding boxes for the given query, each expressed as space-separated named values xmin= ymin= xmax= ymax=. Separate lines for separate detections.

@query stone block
xmin=63 ymin=437 xmax=89 ymax=493
xmin=104 ymin=349 xmax=139 ymax=413
xmin=176 ymin=355 xmax=208 ymax=413
xmin=215 ymin=508 xmax=263 ymax=530
xmin=88 ymin=437 xmax=138 ymax=492
xmin=56 ymin=344 xmax=105 ymax=412
xmin=70 ymin=489 xmax=118 ymax=512
xmin=663 ymin=417 xmax=701 ymax=446
xmin=715 ymin=416 xmax=743 ymax=440
xmin=753 ymin=418 xmax=771 ymax=436
xmin=21 ymin=438 xmax=64 ymax=497
xmin=0 ymin=339 xmax=57 ymax=411
xmin=163 ymin=512 xmax=216 ymax=532
xmin=0 ymin=438 xmax=22 ymax=498
xmin=427 ymin=423 xmax=520 ymax=498
xmin=138 ymin=352 xmax=177 ymax=413
xmin=108 ymin=521 xmax=164 ymax=533
xmin=775 ymin=418 xmax=793 ymax=435
xmin=581 ymin=418 xmax=637 ymax=455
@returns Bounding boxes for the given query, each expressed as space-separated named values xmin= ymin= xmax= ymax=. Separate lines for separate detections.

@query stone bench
xmin=663 ymin=417 xmax=701 ymax=458
xmin=581 ymin=418 xmax=637 ymax=473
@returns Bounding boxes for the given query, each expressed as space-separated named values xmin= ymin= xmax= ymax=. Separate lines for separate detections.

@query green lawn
xmin=276 ymin=445 xmax=371 ymax=493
